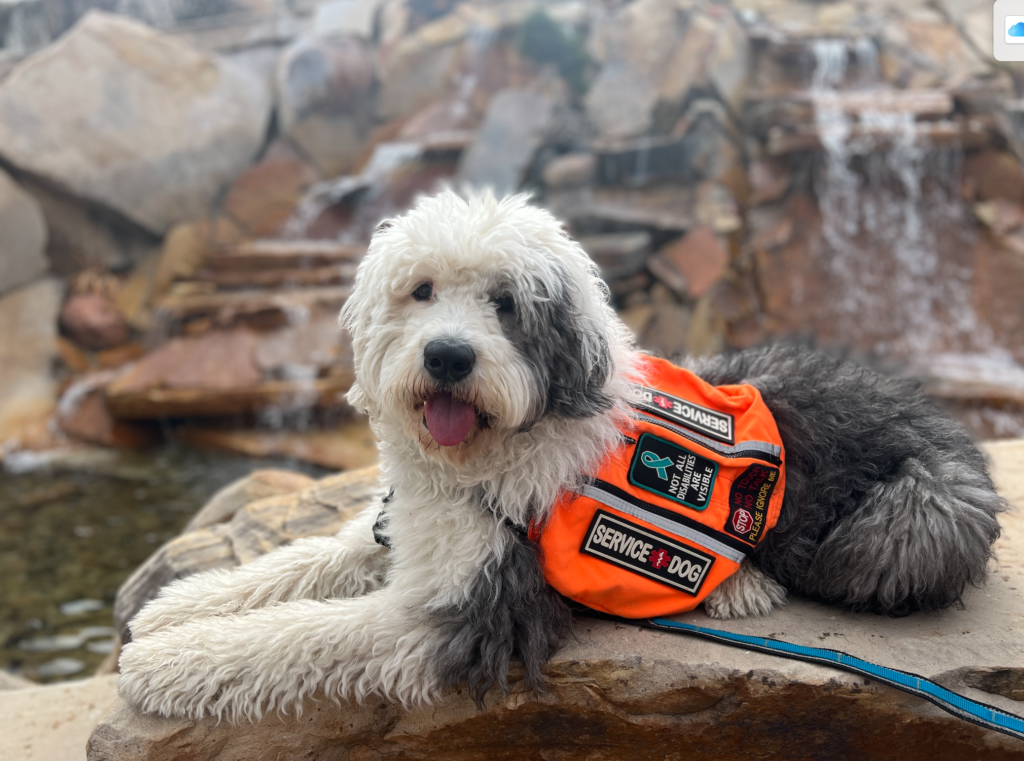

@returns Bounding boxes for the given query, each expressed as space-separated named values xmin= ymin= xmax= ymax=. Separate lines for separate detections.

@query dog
xmin=118 ymin=190 xmax=1006 ymax=721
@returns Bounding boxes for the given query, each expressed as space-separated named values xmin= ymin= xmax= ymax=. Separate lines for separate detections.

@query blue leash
xmin=646 ymin=617 xmax=1024 ymax=742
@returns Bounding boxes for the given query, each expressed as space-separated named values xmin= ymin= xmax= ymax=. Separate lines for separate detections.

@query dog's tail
xmin=691 ymin=343 xmax=1007 ymax=616
xmin=801 ymin=454 xmax=1005 ymax=614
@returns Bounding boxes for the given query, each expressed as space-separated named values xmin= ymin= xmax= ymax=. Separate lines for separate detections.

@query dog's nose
xmin=423 ymin=340 xmax=476 ymax=384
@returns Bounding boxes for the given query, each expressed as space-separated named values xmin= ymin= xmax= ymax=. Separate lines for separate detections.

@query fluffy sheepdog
xmin=118 ymin=191 xmax=1006 ymax=721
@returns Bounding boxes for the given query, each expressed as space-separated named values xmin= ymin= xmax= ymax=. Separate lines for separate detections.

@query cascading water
xmin=809 ymin=38 xmax=987 ymax=358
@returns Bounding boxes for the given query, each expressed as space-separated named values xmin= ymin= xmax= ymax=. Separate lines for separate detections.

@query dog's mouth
xmin=422 ymin=392 xmax=480 ymax=447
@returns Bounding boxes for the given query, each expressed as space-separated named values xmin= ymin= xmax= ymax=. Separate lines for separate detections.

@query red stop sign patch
xmin=732 ymin=508 xmax=753 ymax=534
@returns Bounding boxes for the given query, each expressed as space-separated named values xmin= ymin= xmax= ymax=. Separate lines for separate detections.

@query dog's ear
xmin=345 ymin=380 xmax=371 ymax=415
xmin=544 ymin=308 xmax=614 ymax=419
xmin=339 ymin=263 xmax=374 ymax=415
xmin=508 ymin=270 xmax=614 ymax=421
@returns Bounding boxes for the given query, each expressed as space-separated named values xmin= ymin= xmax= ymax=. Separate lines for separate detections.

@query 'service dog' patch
xmin=628 ymin=433 xmax=718 ymax=511
xmin=724 ymin=463 xmax=779 ymax=545
xmin=580 ymin=510 xmax=715 ymax=595
xmin=631 ymin=385 xmax=735 ymax=444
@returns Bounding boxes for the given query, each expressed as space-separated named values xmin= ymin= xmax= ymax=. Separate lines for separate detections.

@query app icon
xmin=995 ymin=0 xmax=1024 ymax=61
xmin=1007 ymin=16 xmax=1024 ymax=43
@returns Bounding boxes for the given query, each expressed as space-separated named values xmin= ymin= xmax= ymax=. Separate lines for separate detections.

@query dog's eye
xmin=495 ymin=295 xmax=515 ymax=315
xmin=412 ymin=282 xmax=433 ymax=302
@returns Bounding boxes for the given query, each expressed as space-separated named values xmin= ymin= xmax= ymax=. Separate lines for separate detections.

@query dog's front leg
xmin=703 ymin=559 xmax=787 ymax=619
xmin=130 ymin=504 xmax=388 ymax=639
xmin=119 ymin=586 xmax=441 ymax=721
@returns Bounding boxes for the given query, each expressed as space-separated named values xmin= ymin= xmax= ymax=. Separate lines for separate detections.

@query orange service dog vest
xmin=534 ymin=355 xmax=787 ymax=619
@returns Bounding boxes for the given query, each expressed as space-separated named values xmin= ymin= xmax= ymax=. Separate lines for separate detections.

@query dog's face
xmin=340 ymin=192 xmax=618 ymax=466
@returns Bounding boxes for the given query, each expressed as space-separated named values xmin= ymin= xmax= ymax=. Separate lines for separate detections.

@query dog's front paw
xmin=704 ymin=562 xmax=787 ymax=620
xmin=129 ymin=571 xmax=241 ymax=640
xmin=118 ymin=623 xmax=251 ymax=720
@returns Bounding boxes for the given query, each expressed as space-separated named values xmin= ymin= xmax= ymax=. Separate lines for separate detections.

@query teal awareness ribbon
xmin=641 ymin=451 xmax=673 ymax=480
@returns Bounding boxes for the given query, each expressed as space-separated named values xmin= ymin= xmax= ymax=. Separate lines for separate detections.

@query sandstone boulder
xmin=178 ymin=420 xmax=379 ymax=472
xmin=584 ymin=0 xmax=686 ymax=139
xmin=963 ymin=149 xmax=1024 ymax=204
xmin=0 ymin=167 xmax=48 ymax=295
xmin=0 ymin=11 xmax=273 ymax=234
xmin=276 ymin=35 xmax=377 ymax=177
xmin=17 ymin=177 xmax=157 ymax=275
xmin=59 ymin=293 xmax=129 ymax=350
xmin=653 ymin=225 xmax=730 ymax=299
xmin=578 ymin=232 xmax=651 ymax=279
xmin=56 ymin=372 xmax=157 ymax=449
xmin=0 ymin=278 xmax=63 ymax=450
xmin=1 ymin=674 xmax=119 ymax=761
xmin=457 ymin=86 xmax=561 ymax=194
xmin=221 ymin=140 xmax=319 ymax=237
xmin=112 ymin=467 xmax=382 ymax=639
xmin=0 ymin=671 xmax=35 ymax=691
xmin=313 ymin=0 xmax=383 ymax=39
xmin=377 ymin=11 xmax=468 ymax=121
xmin=585 ymin=1 xmax=748 ymax=141
xmin=542 ymin=152 xmax=596 ymax=189
xmin=90 ymin=444 xmax=1024 ymax=759
xmin=103 ymin=326 xmax=352 ymax=420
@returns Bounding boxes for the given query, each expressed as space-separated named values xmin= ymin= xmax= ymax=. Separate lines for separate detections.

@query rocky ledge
xmin=87 ymin=441 xmax=1024 ymax=760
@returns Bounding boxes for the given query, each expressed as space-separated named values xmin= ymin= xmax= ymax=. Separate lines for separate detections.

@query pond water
xmin=0 ymin=444 xmax=327 ymax=682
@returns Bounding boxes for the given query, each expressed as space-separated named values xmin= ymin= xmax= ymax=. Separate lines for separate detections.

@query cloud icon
xmin=1010 ymin=21 xmax=1024 ymax=37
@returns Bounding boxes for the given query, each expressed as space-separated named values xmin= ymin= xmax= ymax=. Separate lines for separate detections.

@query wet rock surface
xmin=89 ymin=441 xmax=1024 ymax=760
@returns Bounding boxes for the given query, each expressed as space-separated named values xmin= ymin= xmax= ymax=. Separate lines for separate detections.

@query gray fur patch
xmin=429 ymin=525 xmax=572 ymax=706
xmin=493 ymin=265 xmax=613 ymax=425
xmin=691 ymin=344 xmax=1006 ymax=615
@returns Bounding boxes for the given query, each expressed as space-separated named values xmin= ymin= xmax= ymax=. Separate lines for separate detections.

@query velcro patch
xmin=580 ymin=510 xmax=715 ymax=596
xmin=631 ymin=385 xmax=735 ymax=444
xmin=724 ymin=463 xmax=779 ymax=545
xmin=628 ymin=433 xmax=718 ymax=511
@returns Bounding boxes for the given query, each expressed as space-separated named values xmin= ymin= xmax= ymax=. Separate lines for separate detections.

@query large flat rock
xmin=1 ymin=675 xmax=119 ymax=761
xmin=88 ymin=441 xmax=1024 ymax=759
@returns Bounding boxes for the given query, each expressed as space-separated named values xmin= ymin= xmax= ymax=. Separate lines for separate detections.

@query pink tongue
xmin=424 ymin=393 xmax=477 ymax=447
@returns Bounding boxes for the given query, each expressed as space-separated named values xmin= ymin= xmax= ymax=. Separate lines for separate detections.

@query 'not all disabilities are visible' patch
xmin=580 ymin=510 xmax=715 ymax=596
xmin=628 ymin=433 xmax=718 ymax=511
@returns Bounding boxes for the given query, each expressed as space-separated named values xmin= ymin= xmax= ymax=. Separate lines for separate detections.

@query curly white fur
xmin=119 ymin=191 xmax=680 ymax=721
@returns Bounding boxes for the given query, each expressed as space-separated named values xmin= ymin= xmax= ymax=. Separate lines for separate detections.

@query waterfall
xmin=808 ymin=39 xmax=987 ymax=358
xmin=282 ymin=142 xmax=423 ymax=240
xmin=282 ymin=23 xmax=499 ymax=240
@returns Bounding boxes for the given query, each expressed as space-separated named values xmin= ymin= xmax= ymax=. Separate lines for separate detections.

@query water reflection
xmin=0 ymin=442 xmax=327 ymax=682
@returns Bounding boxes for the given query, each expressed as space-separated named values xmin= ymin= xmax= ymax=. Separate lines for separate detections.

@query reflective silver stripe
xmin=634 ymin=412 xmax=781 ymax=460
xmin=580 ymin=483 xmax=747 ymax=564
